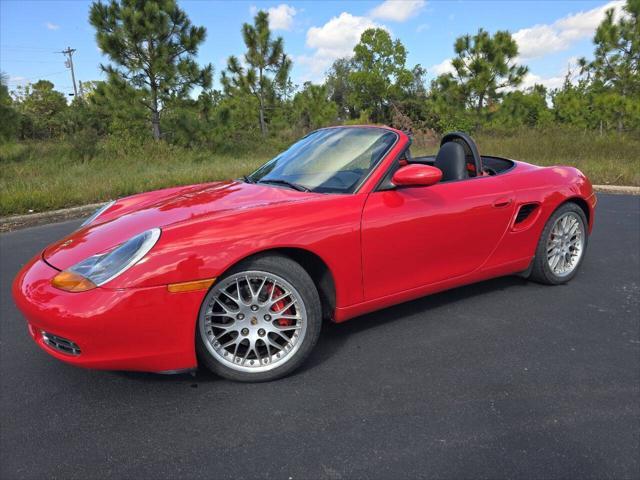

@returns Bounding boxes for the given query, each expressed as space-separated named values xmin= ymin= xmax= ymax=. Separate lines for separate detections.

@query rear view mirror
xmin=392 ymin=164 xmax=442 ymax=188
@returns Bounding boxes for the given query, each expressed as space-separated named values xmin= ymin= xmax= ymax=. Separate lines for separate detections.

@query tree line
xmin=1 ymin=0 xmax=638 ymax=150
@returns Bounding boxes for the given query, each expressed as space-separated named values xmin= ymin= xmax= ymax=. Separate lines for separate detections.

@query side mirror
xmin=392 ymin=164 xmax=442 ymax=188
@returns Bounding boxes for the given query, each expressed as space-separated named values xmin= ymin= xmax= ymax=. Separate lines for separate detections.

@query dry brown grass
xmin=2 ymin=129 xmax=638 ymax=216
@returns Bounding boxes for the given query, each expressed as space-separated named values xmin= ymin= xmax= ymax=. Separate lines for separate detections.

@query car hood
xmin=42 ymin=180 xmax=313 ymax=270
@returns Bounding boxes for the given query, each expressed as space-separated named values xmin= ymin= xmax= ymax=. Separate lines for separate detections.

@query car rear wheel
xmin=530 ymin=202 xmax=588 ymax=285
xmin=196 ymin=255 xmax=322 ymax=382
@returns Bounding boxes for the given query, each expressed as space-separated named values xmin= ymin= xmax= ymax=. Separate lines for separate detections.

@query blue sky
xmin=0 ymin=0 xmax=625 ymax=98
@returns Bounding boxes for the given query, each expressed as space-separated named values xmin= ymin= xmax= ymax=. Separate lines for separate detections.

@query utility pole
xmin=59 ymin=47 xmax=78 ymax=97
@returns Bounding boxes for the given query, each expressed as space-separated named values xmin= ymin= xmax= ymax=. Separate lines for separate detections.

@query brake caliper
xmin=269 ymin=285 xmax=293 ymax=327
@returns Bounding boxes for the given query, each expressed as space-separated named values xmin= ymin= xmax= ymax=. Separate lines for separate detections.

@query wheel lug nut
xmin=236 ymin=313 xmax=245 ymax=320
xmin=241 ymin=328 xmax=249 ymax=336
xmin=264 ymin=314 xmax=271 ymax=321
xmin=251 ymin=305 xmax=258 ymax=311
xmin=258 ymin=329 xmax=265 ymax=337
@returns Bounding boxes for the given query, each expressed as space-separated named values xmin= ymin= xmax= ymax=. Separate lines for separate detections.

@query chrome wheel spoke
xmin=269 ymin=292 xmax=290 ymax=306
xmin=272 ymin=330 xmax=292 ymax=344
xmin=220 ymin=289 xmax=240 ymax=304
xmin=245 ymin=275 xmax=259 ymax=300
xmin=568 ymin=222 xmax=579 ymax=236
xmin=273 ymin=323 xmax=301 ymax=331
xmin=265 ymin=336 xmax=283 ymax=351
xmin=213 ymin=298 xmax=237 ymax=315
xmin=256 ymin=278 xmax=267 ymax=300
xmin=220 ymin=337 xmax=238 ymax=349
xmin=272 ymin=298 xmax=296 ymax=313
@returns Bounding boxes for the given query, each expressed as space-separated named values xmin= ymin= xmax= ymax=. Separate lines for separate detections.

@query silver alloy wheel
xmin=546 ymin=212 xmax=585 ymax=277
xmin=198 ymin=271 xmax=308 ymax=373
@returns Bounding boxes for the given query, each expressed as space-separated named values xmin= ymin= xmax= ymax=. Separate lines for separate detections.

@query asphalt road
xmin=1 ymin=194 xmax=638 ymax=480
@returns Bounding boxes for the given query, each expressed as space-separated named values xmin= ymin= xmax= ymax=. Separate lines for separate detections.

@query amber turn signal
xmin=51 ymin=270 xmax=97 ymax=292
xmin=167 ymin=278 xmax=216 ymax=293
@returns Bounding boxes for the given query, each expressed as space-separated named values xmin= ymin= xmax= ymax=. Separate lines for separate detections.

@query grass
xmin=413 ymin=128 xmax=640 ymax=187
xmin=0 ymin=139 xmax=272 ymax=216
xmin=1 ymin=129 xmax=639 ymax=216
xmin=474 ymin=129 xmax=640 ymax=186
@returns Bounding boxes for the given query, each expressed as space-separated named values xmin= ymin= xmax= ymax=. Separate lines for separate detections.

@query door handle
xmin=492 ymin=198 xmax=513 ymax=208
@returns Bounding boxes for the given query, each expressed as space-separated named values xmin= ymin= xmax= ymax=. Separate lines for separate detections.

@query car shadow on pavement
xmin=114 ymin=274 xmax=534 ymax=384
xmin=297 ymin=274 xmax=533 ymax=375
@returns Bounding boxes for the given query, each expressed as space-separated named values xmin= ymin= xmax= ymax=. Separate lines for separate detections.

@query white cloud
xmin=416 ymin=23 xmax=429 ymax=33
xmin=301 ymin=12 xmax=386 ymax=81
xmin=520 ymin=56 xmax=585 ymax=91
xmin=306 ymin=12 xmax=383 ymax=59
xmin=45 ymin=22 xmax=60 ymax=30
xmin=429 ymin=58 xmax=454 ymax=76
xmin=266 ymin=4 xmax=297 ymax=31
xmin=513 ymin=0 xmax=624 ymax=59
xmin=519 ymin=72 xmax=565 ymax=91
xmin=427 ymin=2 xmax=623 ymax=86
xmin=298 ymin=0 xmax=427 ymax=81
xmin=370 ymin=0 xmax=425 ymax=22
xmin=249 ymin=4 xmax=297 ymax=31
xmin=429 ymin=57 xmax=575 ymax=92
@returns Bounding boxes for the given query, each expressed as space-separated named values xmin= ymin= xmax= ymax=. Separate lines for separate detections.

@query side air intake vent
xmin=515 ymin=204 xmax=538 ymax=224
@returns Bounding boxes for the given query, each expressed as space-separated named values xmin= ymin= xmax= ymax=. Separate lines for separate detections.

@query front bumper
xmin=12 ymin=255 xmax=207 ymax=372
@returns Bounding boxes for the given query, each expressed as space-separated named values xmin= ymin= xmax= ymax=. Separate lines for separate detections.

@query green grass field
xmin=1 ymin=129 xmax=638 ymax=216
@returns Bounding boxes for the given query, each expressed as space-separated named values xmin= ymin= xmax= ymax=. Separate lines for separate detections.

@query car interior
xmin=409 ymin=132 xmax=515 ymax=179
xmin=377 ymin=132 xmax=515 ymax=191
xmin=264 ymin=131 xmax=515 ymax=194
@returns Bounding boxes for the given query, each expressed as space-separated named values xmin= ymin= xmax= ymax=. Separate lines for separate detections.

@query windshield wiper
xmin=242 ymin=175 xmax=255 ymax=184
xmin=258 ymin=178 xmax=310 ymax=192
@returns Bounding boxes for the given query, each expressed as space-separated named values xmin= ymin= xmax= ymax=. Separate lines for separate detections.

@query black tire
xmin=196 ymin=254 xmax=322 ymax=382
xmin=530 ymin=202 xmax=588 ymax=285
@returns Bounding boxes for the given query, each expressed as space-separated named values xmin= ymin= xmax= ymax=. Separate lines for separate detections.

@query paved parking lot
xmin=1 ymin=194 xmax=638 ymax=479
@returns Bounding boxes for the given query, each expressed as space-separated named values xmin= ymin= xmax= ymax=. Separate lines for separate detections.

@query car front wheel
xmin=196 ymin=255 xmax=322 ymax=382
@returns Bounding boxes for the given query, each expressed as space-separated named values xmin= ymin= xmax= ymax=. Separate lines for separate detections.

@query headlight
xmin=81 ymin=200 xmax=116 ymax=227
xmin=51 ymin=228 xmax=161 ymax=292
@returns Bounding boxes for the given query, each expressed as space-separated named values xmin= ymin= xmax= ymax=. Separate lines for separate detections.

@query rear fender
xmin=481 ymin=165 xmax=595 ymax=269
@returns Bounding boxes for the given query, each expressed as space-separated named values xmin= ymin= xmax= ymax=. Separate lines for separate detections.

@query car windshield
xmin=248 ymin=127 xmax=398 ymax=193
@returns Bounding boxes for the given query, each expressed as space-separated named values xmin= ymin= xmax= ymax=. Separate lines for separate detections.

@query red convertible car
xmin=13 ymin=126 xmax=596 ymax=381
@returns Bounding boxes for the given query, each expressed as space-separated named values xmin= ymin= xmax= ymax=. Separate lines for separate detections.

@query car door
xmin=361 ymin=175 xmax=515 ymax=301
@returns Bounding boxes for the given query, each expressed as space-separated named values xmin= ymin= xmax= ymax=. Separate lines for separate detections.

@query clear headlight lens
xmin=81 ymin=200 xmax=116 ymax=227
xmin=52 ymin=228 xmax=161 ymax=292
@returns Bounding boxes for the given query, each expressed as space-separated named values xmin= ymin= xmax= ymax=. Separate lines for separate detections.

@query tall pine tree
xmin=451 ymin=29 xmax=527 ymax=116
xmin=581 ymin=0 xmax=639 ymax=97
xmin=90 ymin=0 xmax=213 ymax=140
xmin=221 ymin=11 xmax=291 ymax=136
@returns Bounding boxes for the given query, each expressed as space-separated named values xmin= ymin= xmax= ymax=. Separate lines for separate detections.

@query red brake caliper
xmin=269 ymin=285 xmax=293 ymax=327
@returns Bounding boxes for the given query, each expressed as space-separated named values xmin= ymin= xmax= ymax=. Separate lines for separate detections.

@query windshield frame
xmin=247 ymin=126 xmax=400 ymax=195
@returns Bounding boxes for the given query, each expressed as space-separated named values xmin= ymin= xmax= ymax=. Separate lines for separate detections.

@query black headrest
xmin=440 ymin=132 xmax=482 ymax=176
xmin=434 ymin=142 xmax=468 ymax=182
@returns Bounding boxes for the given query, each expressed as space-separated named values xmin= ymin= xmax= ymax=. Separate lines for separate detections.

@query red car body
xmin=13 ymin=126 xmax=596 ymax=373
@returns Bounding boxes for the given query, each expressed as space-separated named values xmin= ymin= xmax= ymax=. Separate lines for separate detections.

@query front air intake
xmin=42 ymin=332 xmax=81 ymax=356
xmin=515 ymin=204 xmax=538 ymax=224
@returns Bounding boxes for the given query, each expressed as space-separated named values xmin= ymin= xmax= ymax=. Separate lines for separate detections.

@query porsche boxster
xmin=13 ymin=126 xmax=596 ymax=381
